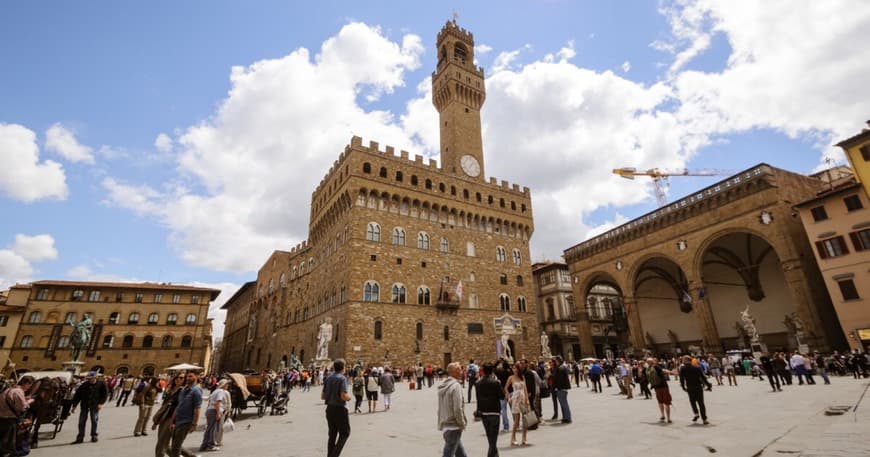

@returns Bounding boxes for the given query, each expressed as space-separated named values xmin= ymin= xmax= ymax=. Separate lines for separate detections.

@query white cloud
xmin=664 ymin=0 xmax=870 ymax=156
xmin=0 ymin=123 xmax=68 ymax=202
xmin=45 ymin=123 xmax=95 ymax=163
xmin=621 ymin=61 xmax=631 ymax=72
xmin=103 ymin=22 xmax=425 ymax=272
xmin=492 ymin=48 xmax=523 ymax=73
xmin=154 ymin=133 xmax=173 ymax=153
xmin=474 ymin=44 xmax=493 ymax=55
xmin=66 ymin=264 xmax=93 ymax=278
xmin=0 ymin=233 xmax=58 ymax=289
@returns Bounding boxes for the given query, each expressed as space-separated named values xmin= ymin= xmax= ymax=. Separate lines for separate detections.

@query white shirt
xmin=207 ymin=388 xmax=229 ymax=411
xmin=790 ymin=354 xmax=805 ymax=369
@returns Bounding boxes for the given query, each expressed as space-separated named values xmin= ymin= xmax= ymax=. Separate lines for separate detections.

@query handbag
xmin=522 ymin=410 xmax=539 ymax=428
xmin=539 ymin=385 xmax=550 ymax=398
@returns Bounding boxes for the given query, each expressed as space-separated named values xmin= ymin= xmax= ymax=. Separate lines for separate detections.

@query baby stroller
xmin=270 ymin=391 xmax=289 ymax=415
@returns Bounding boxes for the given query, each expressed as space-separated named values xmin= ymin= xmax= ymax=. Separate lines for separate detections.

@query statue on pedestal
xmin=316 ymin=319 xmax=333 ymax=360
xmin=68 ymin=315 xmax=93 ymax=362
xmin=740 ymin=305 xmax=759 ymax=342
xmin=501 ymin=333 xmax=512 ymax=362
xmin=540 ymin=332 xmax=552 ymax=359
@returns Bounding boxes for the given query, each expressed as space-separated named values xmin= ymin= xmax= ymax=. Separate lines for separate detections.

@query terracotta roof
xmin=795 ymin=181 xmax=862 ymax=207
xmin=835 ymin=127 xmax=870 ymax=149
xmin=29 ymin=280 xmax=221 ymax=300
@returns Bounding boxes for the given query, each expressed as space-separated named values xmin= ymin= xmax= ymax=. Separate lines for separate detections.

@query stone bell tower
xmin=431 ymin=19 xmax=486 ymax=180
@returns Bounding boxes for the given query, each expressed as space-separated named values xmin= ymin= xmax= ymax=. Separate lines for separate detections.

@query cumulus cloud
xmin=103 ymin=22 xmax=425 ymax=272
xmin=0 ymin=123 xmax=68 ymax=202
xmin=621 ymin=61 xmax=631 ymax=72
xmin=154 ymin=133 xmax=173 ymax=153
xmin=0 ymin=234 xmax=58 ymax=289
xmin=45 ymin=123 xmax=95 ymax=163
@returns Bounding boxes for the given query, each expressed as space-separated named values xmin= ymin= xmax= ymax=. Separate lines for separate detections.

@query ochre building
xmin=837 ymin=121 xmax=870 ymax=198
xmin=7 ymin=280 xmax=220 ymax=376
xmin=564 ymin=164 xmax=848 ymax=357
xmin=224 ymin=20 xmax=538 ymax=371
xmin=797 ymin=167 xmax=870 ymax=352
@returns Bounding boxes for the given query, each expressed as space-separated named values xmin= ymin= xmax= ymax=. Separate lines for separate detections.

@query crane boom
xmin=612 ymin=167 xmax=732 ymax=207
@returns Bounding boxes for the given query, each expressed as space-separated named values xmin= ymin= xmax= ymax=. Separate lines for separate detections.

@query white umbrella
xmin=166 ymin=363 xmax=203 ymax=371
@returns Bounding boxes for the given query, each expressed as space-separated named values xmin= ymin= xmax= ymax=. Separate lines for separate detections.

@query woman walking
xmin=351 ymin=371 xmax=364 ymax=414
xmin=380 ymin=369 xmax=395 ymax=411
xmin=152 ymin=374 xmax=193 ymax=457
xmin=505 ymin=364 xmax=531 ymax=446
xmin=134 ymin=377 xmax=158 ymax=436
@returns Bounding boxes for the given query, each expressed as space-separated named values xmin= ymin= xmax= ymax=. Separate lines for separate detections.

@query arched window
xmin=517 ymin=296 xmax=527 ymax=312
xmin=379 ymin=167 xmax=388 ymax=178
xmin=466 ymin=241 xmax=476 ymax=257
xmin=102 ymin=335 xmax=114 ymax=348
xmin=391 ymin=284 xmax=406 ymax=303
xmin=143 ymin=335 xmax=154 ymax=348
xmin=417 ymin=232 xmax=430 ymax=249
xmin=417 ymin=287 xmax=431 ymax=305
xmin=28 ymin=312 xmax=41 ymax=324
xmin=122 ymin=335 xmax=134 ymax=348
xmin=463 ymin=189 xmax=469 ymax=199
xmin=37 ymin=288 xmax=49 ymax=300
xmin=292 ymin=266 xmax=297 ymax=279
xmin=128 ymin=312 xmax=140 ymax=324
xmin=279 ymin=273 xmax=286 ymax=286
xmin=363 ymin=162 xmax=371 ymax=173
xmin=438 ymin=183 xmax=446 ymax=193
xmin=366 ymin=222 xmax=381 ymax=241
xmin=181 ymin=335 xmax=192 ymax=348
xmin=185 ymin=313 xmax=196 ymax=325
xmin=392 ymin=227 xmax=406 ymax=246
xmin=161 ymin=335 xmax=172 ymax=348
xmin=496 ymin=246 xmax=506 ymax=262
xmin=268 ymin=279 xmax=274 ymax=294
xmin=167 ymin=313 xmax=177 ymax=325
xmin=109 ymin=312 xmax=120 ymax=324
xmin=499 ymin=294 xmax=511 ymax=312
xmin=499 ymin=274 xmax=508 ymax=285
xmin=64 ymin=312 xmax=76 ymax=323
xmin=450 ymin=185 xmax=456 ymax=196
xmin=440 ymin=237 xmax=449 ymax=253
xmin=512 ymin=249 xmax=521 ymax=265
xmin=416 ymin=322 xmax=423 ymax=340
xmin=299 ymin=262 xmax=306 ymax=275
xmin=20 ymin=336 xmax=33 ymax=348
xmin=58 ymin=336 xmax=70 ymax=348
xmin=411 ymin=175 xmax=418 ymax=186
xmin=516 ymin=275 xmax=524 ymax=286
xmin=454 ymin=42 xmax=468 ymax=60
xmin=364 ymin=281 xmax=380 ymax=302
xmin=499 ymin=198 xmax=505 ymax=208
xmin=148 ymin=313 xmax=159 ymax=325
xmin=425 ymin=179 xmax=432 ymax=190
xmin=443 ymin=325 xmax=450 ymax=341
xmin=374 ymin=320 xmax=383 ymax=340
xmin=395 ymin=171 xmax=403 ymax=182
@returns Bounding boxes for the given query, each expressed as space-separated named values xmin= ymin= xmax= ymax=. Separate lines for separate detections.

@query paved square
xmin=29 ymin=375 xmax=869 ymax=457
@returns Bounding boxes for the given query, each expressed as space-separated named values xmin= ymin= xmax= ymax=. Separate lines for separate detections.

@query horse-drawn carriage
xmin=227 ymin=373 xmax=273 ymax=419
xmin=18 ymin=371 xmax=73 ymax=448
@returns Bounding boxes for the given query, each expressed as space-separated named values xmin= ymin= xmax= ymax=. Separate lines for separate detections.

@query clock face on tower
xmin=460 ymin=155 xmax=481 ymax=177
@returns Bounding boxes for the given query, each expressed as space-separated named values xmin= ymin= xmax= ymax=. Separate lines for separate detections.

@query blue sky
xmin=2 ymin=1 xmax=869 ymax=328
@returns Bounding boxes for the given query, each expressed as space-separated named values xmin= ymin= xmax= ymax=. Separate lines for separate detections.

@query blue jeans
xmin=77 ymin=406 xmax=99 ymax=440
xmin=556 ymin=390 xmax=571 ymax=421
xmin=499 ymin=399 xmax=509 ymax=430
xmin=818 ymin=367 xmax=830 ymax=384
xmin=442 ymin=429 xmax=467 ymax=457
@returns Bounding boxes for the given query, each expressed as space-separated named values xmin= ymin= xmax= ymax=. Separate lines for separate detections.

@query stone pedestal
xmin=62 ymin=361 xmax=85 ymax=375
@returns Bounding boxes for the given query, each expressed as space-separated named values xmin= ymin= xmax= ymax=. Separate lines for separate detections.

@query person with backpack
xmin=588 ymin=361 xmax=603 ymax=393
xmin=646 ymin=358 xmax=674 ymax=424
xmin=350 ymin=371 xmax=364 ymax=414
xmin=364 ymin=368 xmax=380 ymax=413
xmin=133 ymin=377 xmax=158 ymax=436
xmin=466 ymin=360 xmax=479 ymax=403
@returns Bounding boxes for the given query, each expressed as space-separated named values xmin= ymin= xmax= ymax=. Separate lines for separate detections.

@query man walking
xmin=646 ymin=358 xmax=673 ymax=423
xmin=760 ymin=353 xmax=781 ymax=392
xmin=679 ymin=356 xmax=712 ymax=424
xmin=116 ymin=375 xmax=135 ymax=407
xmin=70 ymin=371 xmax=108 ymax=444
xmin=475 ymin=363 xmax=503 ymax=457
xmin=465 ymin=360 xmax=478 ymax=403
xmin=0 ymin=376 xmax=34 ymax=455
xmin=553 ymin=356 xmax=572 ymax=423
xmin=200 ymin=378 xmax=228 ymax=451
xmin=322 ymin=358 xmax=351 ymax=457
xmin=438 ymin=362 xmax=468 ymax=457
xmin=168 ymin=372 xmax=202 ymax=457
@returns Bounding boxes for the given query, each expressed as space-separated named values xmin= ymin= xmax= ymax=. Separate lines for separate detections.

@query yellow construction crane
xmin=613 ymin=167 xmax=732 ymax=207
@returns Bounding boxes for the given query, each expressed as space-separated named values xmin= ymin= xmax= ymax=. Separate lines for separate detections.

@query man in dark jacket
xmin=70 ymin=371 xmax=109 ymax=443
xmin=475 ymin=363 xmax=504 ymax=457
xmin=679 ymin=356 xmax=712 ymax=425
xmin=760 ymin=354 xmax=781 ymax=392
xmin=553 ymin=356 xmax=572 ymax=423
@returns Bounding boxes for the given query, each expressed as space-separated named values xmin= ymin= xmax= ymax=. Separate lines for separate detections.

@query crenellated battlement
xmin=289 ymin=240 xmax=310 ymax=258
xmin=437 ymin=20 xmax=473 ymax=43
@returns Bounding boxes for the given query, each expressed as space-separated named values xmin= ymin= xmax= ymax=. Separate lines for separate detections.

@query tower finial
xmin=452 ymin=10 xmax=459 ymax=25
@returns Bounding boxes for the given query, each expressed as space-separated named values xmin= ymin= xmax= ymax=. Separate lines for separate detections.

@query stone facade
xmin=7 ymin=280 xmax=219 ymax=376
xmin=218 ymin=281 xmax=255 ymax=372
xmin=0 ymin=287 xmax=26 ymax=372
xmin=226 ymin=20 xmax=539 ymax=371
xmin=796 ymin=174 xmax=870 ymax=352
xmin=564 ymin=164 xmax=848 ymax=357
xmin=532 ymin=262 xmax=582 ymax=360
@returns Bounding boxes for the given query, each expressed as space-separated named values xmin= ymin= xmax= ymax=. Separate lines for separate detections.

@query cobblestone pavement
xmin=27 ymin=375 xmax=869 ymax=457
